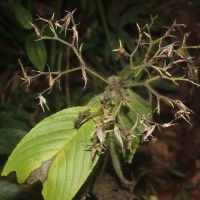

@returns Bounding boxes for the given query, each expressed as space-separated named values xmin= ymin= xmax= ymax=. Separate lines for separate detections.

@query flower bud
xmin=118 ymin=47 xmax=126 ymax=55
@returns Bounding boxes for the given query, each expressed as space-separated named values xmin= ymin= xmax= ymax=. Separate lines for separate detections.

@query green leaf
xmin=0 ymin=180 xmax=21 ymax=200
xmin=121 ymin=90 xmax=151 ymax=130
xmin=120 ymin=90 xmax=151 ymax=163
xmin=0 ymin=129 xmax=26 ymax=155
xmin=2 ymin=106 xmax=100 ymax=200
xmin=12 ymin=4 xmax=33 ymax=30
xmin=150 ymin=79 xmax=179 ymax=93
xmin=123 ymin=137 xmax=140 ymax=163
xmin=25 ymin=34 xmax=47 ymax=71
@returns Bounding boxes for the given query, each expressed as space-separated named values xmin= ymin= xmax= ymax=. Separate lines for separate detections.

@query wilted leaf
xmin=2 ymin=106 xmax=100 ymax=200
xmin=25 ymin=34 xmax=47 ymax=71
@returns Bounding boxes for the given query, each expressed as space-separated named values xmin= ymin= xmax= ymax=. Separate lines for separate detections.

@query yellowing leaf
xmin=2 ymin=106 xmax=100 ymax=200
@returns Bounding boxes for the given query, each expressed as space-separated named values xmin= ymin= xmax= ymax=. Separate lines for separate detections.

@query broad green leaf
xmin=12 ymin=4 xmax=33 ymax=30
xmin=120 ymin=90 xmax=151 ymax=163
xmin=0 ymin=129 xmax=26 ymax=155
xmin=123 ymin=137 xmax=140 ymax=163
xmin=120 ymin=89 xmax=151 ymax=130
xmin=0 ymin=180 xmax=21 ymax=200
xmin=25 ymin=34 xmax=47 ymax=71
xmin=150 ymin=79 xmax=179 ymax=93
xmin=2 ymin=106 xmax=99 ymax=200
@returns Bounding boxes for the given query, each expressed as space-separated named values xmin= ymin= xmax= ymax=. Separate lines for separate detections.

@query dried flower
xmin=81 ymin=64 xmax=87 ymax=89
xmin=59 ymin=12 xmax=72 ymax=36
xmin=74 ymin=109 xmax=90 ymax=128
xmin=96 ymin=124 xmax=105 ymax=144
xmin=174 ymin=100 xmax=194 ymax=126
xmin=18 ymin=59 xmax=31 ymax=87
xmin=114 ymin=124 xmax=124 ymax=149
xmin=47 ymin=65 xmax=55 ymax=92
xmin=38 ymin=94 xmax=50 ymax=112
xmin=161 ymin=122 xmax=177 ymax=128
xmin=157 ymin=43 xmax=174 ymax=58
xmin=140 ymin=116 xmax=156 ymax=142
xmin=72 ymin=25 xmax=78 ymax=47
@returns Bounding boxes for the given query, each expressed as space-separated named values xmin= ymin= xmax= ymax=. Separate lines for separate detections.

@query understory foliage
xmin=2 ymin=11 xmax=200 ymax=200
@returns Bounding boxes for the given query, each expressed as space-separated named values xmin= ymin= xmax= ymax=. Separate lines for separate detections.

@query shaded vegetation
xmin=1 ymin=0 xmax=200 ymax=200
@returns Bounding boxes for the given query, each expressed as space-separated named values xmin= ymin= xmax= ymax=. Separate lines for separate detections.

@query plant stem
xmin=86 ymin=67 xmax=110 ymax=85
xmin=36 ymin=67 xmax=82 ymax=76
xmin=113 ymin=101 xmax=122 ymax=119
xmin=41 ymin=36 xmax=72 ymax=47
xmin=125 ymin=82 xmax=144 ymax=88
xmin=145 ymin=83 xmax=174 ymax=108
xmin=41 ymin=35 xmax=110 ymax=85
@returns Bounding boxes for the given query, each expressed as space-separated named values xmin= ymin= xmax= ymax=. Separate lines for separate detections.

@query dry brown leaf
xmin=26 ymin=156 xmax=55 ymax=184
